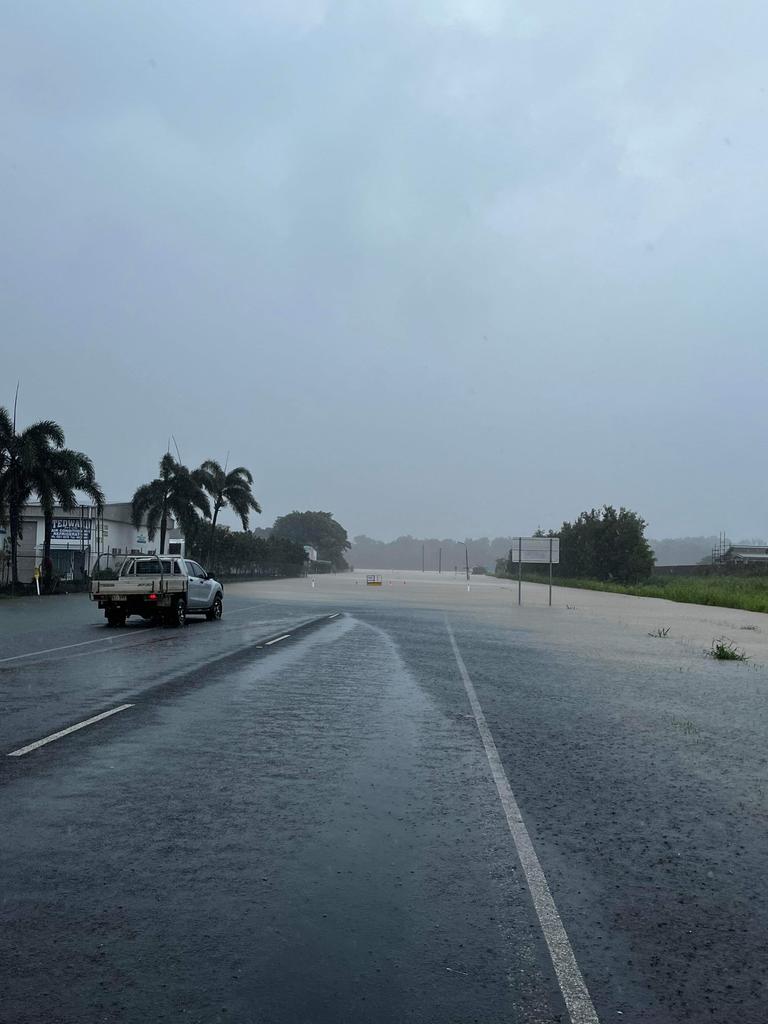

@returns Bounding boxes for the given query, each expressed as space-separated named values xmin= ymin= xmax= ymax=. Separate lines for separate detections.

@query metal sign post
xmin=549 ymin=536 xmax=553 ymax=606
xmin=518 ymin=537 xmax=522 ymax=605
xmin=509 ymin=537 xmax=560 ymax=607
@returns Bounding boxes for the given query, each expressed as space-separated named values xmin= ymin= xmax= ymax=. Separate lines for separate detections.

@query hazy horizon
xmin=4 ymin=2 xmax=766 ymax=542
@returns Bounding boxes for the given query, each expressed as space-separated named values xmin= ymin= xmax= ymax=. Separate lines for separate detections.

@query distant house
xmin=303 ymin=544 xmax=319 ymax=563
xmin=722 ymin=545 xmax=768 ymax=564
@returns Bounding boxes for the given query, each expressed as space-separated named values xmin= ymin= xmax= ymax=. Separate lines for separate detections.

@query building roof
xmin=725 ymin=545 xmax=768 ymax=560
xmin=22 ymin=502 xmax=173 ymax=529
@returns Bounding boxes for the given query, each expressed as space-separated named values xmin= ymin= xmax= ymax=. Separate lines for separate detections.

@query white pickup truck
xmin=90 ymin=554 xmax=223 ymax=627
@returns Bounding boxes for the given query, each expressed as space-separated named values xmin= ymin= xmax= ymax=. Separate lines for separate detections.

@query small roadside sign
xmin=508 ymin=537 xmax=560 ymax=606
xmin=508 ymin=537 xmax=560 ymax=564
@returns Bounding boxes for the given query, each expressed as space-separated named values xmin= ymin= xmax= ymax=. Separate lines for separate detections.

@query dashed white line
xmin=7 ymin=704 xmax=136 ymax=758
xmin=327 ymin=613 xmax=340 ymax=619
xmin=264 ymin=634 xmax=291 ymax=646
xmin=446 ymin=621 xmax=600 ymax=1024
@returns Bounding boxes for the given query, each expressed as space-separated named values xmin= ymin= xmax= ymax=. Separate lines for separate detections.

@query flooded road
xmin=1 ymin=573 xmax=767 ymax=1022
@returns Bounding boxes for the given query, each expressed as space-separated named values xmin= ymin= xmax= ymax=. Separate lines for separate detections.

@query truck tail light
xmin=148 ymin=593 xmax=157 ymax=601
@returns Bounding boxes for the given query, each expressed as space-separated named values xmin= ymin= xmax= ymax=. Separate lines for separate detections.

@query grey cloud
xmin=2 ymin=1 xmax=766 ymax=539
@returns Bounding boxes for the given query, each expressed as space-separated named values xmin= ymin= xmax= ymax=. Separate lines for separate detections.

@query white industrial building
xmin=2 ymin=502 xmax=181 ymax=585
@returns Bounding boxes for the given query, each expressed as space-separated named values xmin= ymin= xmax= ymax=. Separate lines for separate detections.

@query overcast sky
xmin=3 ymin=1 xmax=767 ymax=540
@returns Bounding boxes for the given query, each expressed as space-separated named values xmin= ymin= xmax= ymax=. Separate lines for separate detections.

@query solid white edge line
xmin=264 ymin=634 xmax=291 ymax=646
xmin=446 ymin=622 xmax=600 ymax=1024
xmin=7 ymin=704 xmax=136 ymax=758
xmin=328 ymin=613 xmax=340 ymax=619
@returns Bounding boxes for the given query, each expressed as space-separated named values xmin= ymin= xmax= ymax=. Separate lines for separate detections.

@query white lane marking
xmin=264 ymin=634 xmax=291 ymax=646
xmin=0 ymin=610 xmax=294 ymax=666
xmin=327 ymin=613 xmax=340 ymax=619
xmin=446 ymin=622 xmax=600 ymax=1024
xmin=220 ymin=606 xmax=275 ymax=618
xmin=7 ymin=704 xmax=135 ymax=758
xmin=0 ymin=634 xmax=133 ymax=665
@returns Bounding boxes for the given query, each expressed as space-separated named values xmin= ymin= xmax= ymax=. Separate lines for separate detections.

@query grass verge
xmin=499 ymin=572 xmax=768 ymax=614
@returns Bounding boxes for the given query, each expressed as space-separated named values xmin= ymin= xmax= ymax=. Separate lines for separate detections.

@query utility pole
xmin=438 ymin=547 xmax=442 ymax=574
xmin=421 ymin=544 xmax=424 ymax=572
xmin=465 ymin=544 xmax=470 ymax=583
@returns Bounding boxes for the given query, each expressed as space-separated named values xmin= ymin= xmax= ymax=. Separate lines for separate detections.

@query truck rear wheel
xmin=169 ymin=597 xmax=186 ymax=628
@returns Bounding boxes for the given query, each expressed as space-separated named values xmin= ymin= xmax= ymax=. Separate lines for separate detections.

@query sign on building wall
xmin=51 ymin=518 xmax=92 ymax=542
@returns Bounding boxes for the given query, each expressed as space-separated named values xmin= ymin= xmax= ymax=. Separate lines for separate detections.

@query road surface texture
xmin=1 ymin=571 xmax=767 ymax=1023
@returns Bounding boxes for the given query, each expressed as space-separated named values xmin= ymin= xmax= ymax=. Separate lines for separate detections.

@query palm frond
xmin=227 ymin=488 xmax=261 ymax=529
xmin=24 ymin=419 xmax=66 ymax=451
xmin=131 ymin=481 xmax=161 ymax=528
xmin=144 ymin=505 xmax=161 ymax=541
xmin=0 ymin=406 xmax=13 ymax=442
xmin=226 ymin=466 xmax=253 ymax=486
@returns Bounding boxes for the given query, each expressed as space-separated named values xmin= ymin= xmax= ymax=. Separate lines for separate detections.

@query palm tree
xmin=194 ymin=459 xmax=261 ymax=566
xmin=131 ymin=453 xmax=211 ymax=554
xmin=0 ymin=406 xmax=12 ymax=530
xmin=32 ymin=449 xmax=105 ymax=584
xmin=0 ymin=407 xmax=67 ymax=588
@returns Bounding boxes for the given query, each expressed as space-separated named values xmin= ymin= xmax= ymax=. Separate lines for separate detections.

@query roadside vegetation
xmin=708 ymin=637 xmax=749 ymax=661
xmin=496 ymin=506 xmax=655 ymax=586
xmin=493 ymin=504 xmax=768 ymax=615
xmin=500 ymin=571 xmax=768 ymax=615
xmin=193 ymin=460 xmax=261 ymax=566
xmin=0 ymin=404 xmax=104 ymax=589
xmin=1 ymin=401 xmax=351 ymax=592
xmin=184 ymin=523 xmax=306 ymax=579
xmin=712 ymin=634 xmax=749 ymax=659
xmin=272 ymin=510 xmax=351 ymax=571
xmin=131 ymin=454 xmax=212 ymax=556
xmin=132 ymin=458 xmax=351 ymax=577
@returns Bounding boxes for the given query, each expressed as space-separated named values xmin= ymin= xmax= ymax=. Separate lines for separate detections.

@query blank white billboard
xmin=508 ymin=537 xmax=560 ymax=564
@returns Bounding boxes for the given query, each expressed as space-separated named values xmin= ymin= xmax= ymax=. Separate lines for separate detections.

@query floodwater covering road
xmin=1 ymin=571 xmax=767 ymax=1023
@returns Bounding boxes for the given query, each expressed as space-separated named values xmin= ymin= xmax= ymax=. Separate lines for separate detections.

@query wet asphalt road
xmin=1 ymin=573 xmax=767 ymax=1023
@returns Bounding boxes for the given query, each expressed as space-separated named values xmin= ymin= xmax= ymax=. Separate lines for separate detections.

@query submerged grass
xmin=503 ymin=572 xmax=768 ymax=614
xmin=708 ymin=637 xmax=749 ymax=661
